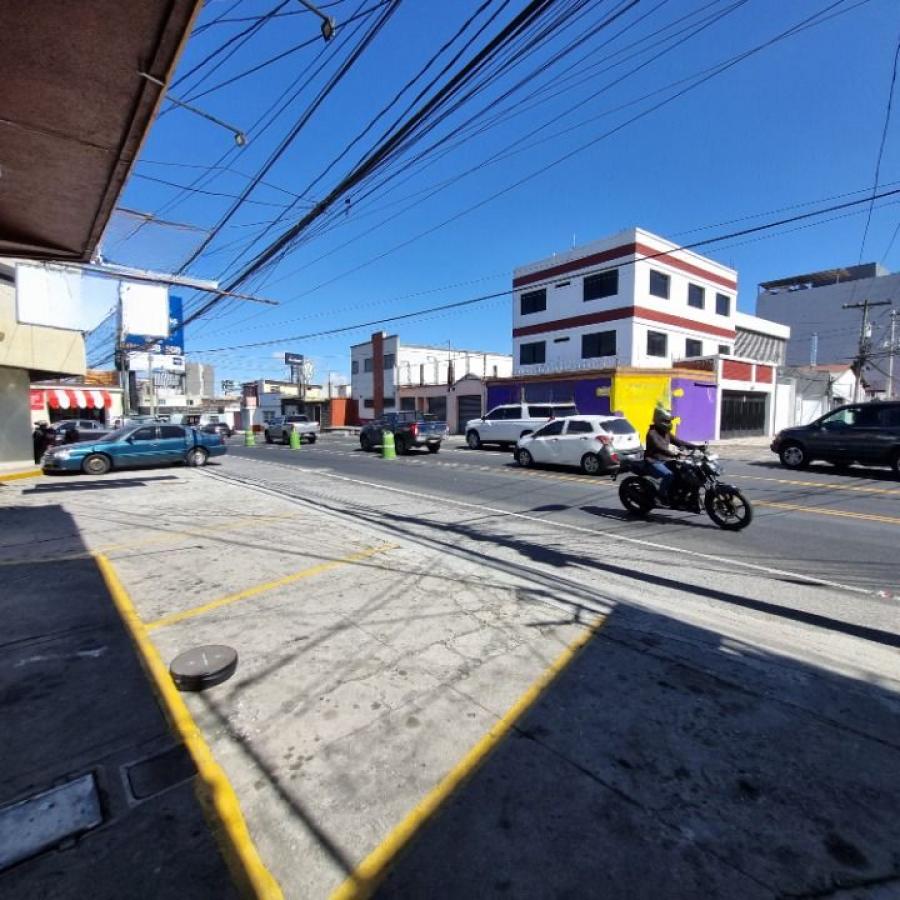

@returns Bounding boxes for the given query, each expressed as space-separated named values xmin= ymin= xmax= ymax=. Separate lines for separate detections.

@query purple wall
xmin=487 ymin=377 xmax=612 ymax=415
xmin=671 ymin=378 xmax=717 ymax=442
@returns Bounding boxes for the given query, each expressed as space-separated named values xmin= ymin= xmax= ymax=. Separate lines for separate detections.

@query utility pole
xmin=888 ymin=308 xmax=898 ymax=400
xmin=842 ymin=299 xmax=891 ymax=402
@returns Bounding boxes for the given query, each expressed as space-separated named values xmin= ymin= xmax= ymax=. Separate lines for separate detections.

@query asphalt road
xmin=226 ymin=434 xmax=899 ymax=598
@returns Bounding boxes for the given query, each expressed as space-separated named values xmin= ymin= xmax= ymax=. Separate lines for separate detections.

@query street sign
xmin=284 ymin=352 xmax=304 ymax=366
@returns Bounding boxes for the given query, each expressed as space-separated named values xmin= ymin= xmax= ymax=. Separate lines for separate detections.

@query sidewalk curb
xmin=94 ymin=552 xmax=283 ymax=900
xmin=0 ymin=468 xmax=42 ymax=482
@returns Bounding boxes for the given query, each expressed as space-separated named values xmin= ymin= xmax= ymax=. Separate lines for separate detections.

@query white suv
xmin=465 ymin=403 xmax=578 ymax=449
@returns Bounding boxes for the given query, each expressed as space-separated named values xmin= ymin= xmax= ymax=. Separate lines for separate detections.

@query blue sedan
xmin=42 ymin=423 xmax=227 ymax=475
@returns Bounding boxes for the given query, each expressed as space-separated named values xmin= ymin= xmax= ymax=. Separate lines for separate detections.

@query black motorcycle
xmin=614 ymin=447 xmax=753 ymax=531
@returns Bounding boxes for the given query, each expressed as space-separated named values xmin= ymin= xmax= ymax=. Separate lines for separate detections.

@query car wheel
xmin=580 ymin=452 xmax=603 ymax=475
xmin=264 ymin=431 xmax=273 ymax=444
xmin=779 ymin=443 xmax=808 ymax=469
xmin=395 ymin=436 xmax=408 ymax=455
xmin=360 ymin=434 xmax=372 ymax=452
xmin=516 ymin=448 xmax=533 ymax=468
xmin=282 ymin=431 xmax=290 ymax=445
xmin=307 ymin=434 xmax=316 ymax=444
xmin=82 ymin=454 xmax=111 ymax=475
xmin=187 ymin=448 xmax=208 ymax=467
xmin=427 ymin=443 xmax=440 ymax=454
xmin=466 ymin=430 xmax=481 ymax=450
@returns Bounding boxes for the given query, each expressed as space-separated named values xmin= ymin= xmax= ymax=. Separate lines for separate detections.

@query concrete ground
xmin=1 ymin=443 xmax=898 ymax=898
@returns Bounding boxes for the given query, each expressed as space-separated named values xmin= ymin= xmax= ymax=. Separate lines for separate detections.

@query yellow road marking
xmin=147 ymin=544 xmax=397 ymax=630
xmin=331 ymin=615 xmax=606 ymax=900
xmin=733 ymin=474 xmax=900 ymax=496
xmin=756 ymin=500 xmax=900 ymax=526
xmin=94 ymin=552 xmax=283 ymax=900
xmin=0 ymin=468 xmax=42 ymax=481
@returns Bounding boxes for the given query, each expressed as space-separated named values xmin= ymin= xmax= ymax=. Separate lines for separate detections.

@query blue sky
xmin=98 ymin=0 xmax=900 ymax=386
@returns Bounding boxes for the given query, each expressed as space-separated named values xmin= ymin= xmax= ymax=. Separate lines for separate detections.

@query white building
xmin=511 ymin=227 xmax=739 ymax=374
xmin=350 ymin=332 xmax=512 ymax=423
xmin=756 ymin=263 xmax=899 ymax=394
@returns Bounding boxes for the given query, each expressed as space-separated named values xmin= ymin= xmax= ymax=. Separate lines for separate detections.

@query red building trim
xmin=372 ymin=331 xmax=384 ymax=417
xmin=513 ymin=305 xmax=736 ymax=340
xmin=754 ymin=364 xmax=773 ymax=383
xmin=513 ymin=240 xmax=737 ymax=291
xmin=722 ymin=360 xmax=753 ymax=381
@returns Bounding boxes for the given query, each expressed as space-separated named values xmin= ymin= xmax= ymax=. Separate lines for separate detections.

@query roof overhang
xmin=0 ymin=1 xmax=202 ymax=263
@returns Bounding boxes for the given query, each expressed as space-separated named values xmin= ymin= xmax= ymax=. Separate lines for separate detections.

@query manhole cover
xmin=169 ymin=645 xmax=238 ymax=692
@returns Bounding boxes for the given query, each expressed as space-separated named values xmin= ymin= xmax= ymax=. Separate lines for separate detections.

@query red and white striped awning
xmin=42 ymin=388 xmax=113 ymax=410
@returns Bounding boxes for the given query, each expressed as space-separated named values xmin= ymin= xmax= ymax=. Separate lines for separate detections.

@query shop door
xmin=457 ymin=395 xmax=482 ymax=435
xmin=720 ymin=391 xmax=767 ymax=438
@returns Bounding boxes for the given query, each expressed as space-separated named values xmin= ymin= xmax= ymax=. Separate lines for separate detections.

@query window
xmin=554 ymin=280 xmax=570 ymax=288
xmin=527 ymin=405 xmax=552 ymax=419
xmin=364 ymin=358 xmax=373 ymax=372
xmin=566 ymin=420 xmax=593 ymax=434
xmin=131 ymin=427 xmax=156 ymax=442
xmin=716 ymin=293 xmax=731 ymax=316
xmin=649 ymin=269 xmax=670 ymax=299
xmin=159 ymin=425 xmax=185 ymax=439
xmin=262 ymin=411 xmax=275 ymax=423
xmin=646 ymin=330 xmax=668 ymax=357
xmin=351 ymin=360 xmax=359 ymax=375
xmin=880 ymin=405 xmax=900 ymax=427
xmin=363 ymin=398 xmax=374 ymax=408
xmin=553 ymin=336 xmax=570 ymax=343
xmin=400 ymin=397 xmax=416 ymax=411
xmin=519 ymin=341 xmax=546 ymax=365
xmin=520 ymin=288 xmax=547 ymax=315
xmin=718 ymin=345 xmax=731 ymax=355
xmin=601 ymin=418 xmax=637 ymax=435
xmin=685 ymin=338 xmax=703 ymax=358
xmin=551 ymin=404 xmax=578 ymax=418
xmin=383 ymin=397 xmax=395 ymax=408
xmin=492 ymin=365 xmax=498 ymax=377
xmin=485 ymin=407 xmax=507 ymax=420
xmin=581 ymin=330 xmax=616 ymax=359
xmin=687 ymin=284 xmax=705 ymax=309
xmin=534 ymin=420 xmax=565 ymax=437
xmin=583 ymin=269 xmax=618 ymax=301
xmin=383 ymin=353 xmax=395 ymax=370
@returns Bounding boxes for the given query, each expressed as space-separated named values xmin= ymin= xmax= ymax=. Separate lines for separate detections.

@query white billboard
xmin=128 ymin=352 xmax=185 ymax=375
xmin=120 ymin=282 xmax=169 ymax=339
xmin=15 ymin=263 xmax=115 ymax=331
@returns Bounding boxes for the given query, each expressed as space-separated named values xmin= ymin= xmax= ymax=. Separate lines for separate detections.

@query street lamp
xmin=296 ymin=0 xmax=336 ymax=41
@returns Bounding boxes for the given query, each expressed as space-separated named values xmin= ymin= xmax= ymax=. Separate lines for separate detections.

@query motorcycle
xmin=613 ymin=446 xmax=753 ymax=531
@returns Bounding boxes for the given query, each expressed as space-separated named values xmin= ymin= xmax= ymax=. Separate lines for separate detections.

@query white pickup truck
xmin=264 ymin=414 xmax=319 ymax=444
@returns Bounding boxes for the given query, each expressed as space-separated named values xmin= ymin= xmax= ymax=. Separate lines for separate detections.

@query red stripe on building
xmin=754 ymin=364 xmax=773 ymax=383
xmin=372 ymin=331 xmax=384 ymax=417
xmin=722 ymin=360 xmax=753 ymax=381
xmin=513 ymin=306 xmax=736 ymax=340
xmin=513 ymin=241 xmax=737 ymax=291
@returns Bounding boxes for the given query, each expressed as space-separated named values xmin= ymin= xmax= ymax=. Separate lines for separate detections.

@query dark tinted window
xmin=286 ymin=416 xmax=308 ymax=423
xmin=534 ymin=420 xmax=564 ymax=437
xmin=551 ymin=405 xmax=578 ymax=418
xmin=583 ymin=269 xmax=618 ymax=301
xmin=519 ymin=341 xmax=546 ymax=365
xmin=718 ymin=344 xmax=731 ymax=355
xmin=647 ymin=331 xmax=668 ymax=357
xmin=687 ymin=284 xmax=705 ymax=309
xmin=485 ymin=407 xmax=507 ymax=420
xmin=582 ymin=330 xmax=616 ymax=358
xmin=503 ymin=407 xmax=523 ymax=420
xmin=383 ymin=353 xmax=395 ymax=370
xmin=601 ymin=418 xmax=637 ymax=435
xmin=159 ymin=425 xmax=185 ymax=439
xmin=853 ymin=406 xmax=882 ymax=427
xmin=520 ymin=289 xmax=547 ymax=315
xmin=364 ymin=358 xmax=373 ymax=372
xmin=527 ymin=405 xmax=552 ymax=418
xmin=716 ymin=293 xmax=731 ymax=316
xmin=685 ymin=338 xmax=703 ymax=357
xmin=351 ymin=360 xmax=359 ymax=374
xmin=566 ymin=420 xmax=594 ymax=434
xmin=649 ymin=270 xmax=670 ymax=299
xmin=880 ymin=405 xmax=900 ymax=427
xmin=132 ymin=427 xmax=156 ymax=442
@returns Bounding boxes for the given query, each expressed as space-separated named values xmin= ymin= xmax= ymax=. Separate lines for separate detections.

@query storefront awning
xmin=35 ymin=388 xmax=114 ymax=410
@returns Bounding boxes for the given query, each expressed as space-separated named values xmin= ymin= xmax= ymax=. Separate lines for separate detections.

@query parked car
xmin=264 ymin=415 xmax=319 ymax=444
xmin=48 ymin=419 xmax=109 ymax=445
xmin=200 ymin=422 xmax=234 ymax=438
xmin=771 ymin=401 xmax=900 ymax=474
xmin=515 ymin=415 xmax=641 ymax=474
xmin=360 ymin=412 xmax=448 ymax=454
xmin=465 ymin=402 xmax=579 ymax=449
xmin=41 ymin=423 xmax=227 ymax=475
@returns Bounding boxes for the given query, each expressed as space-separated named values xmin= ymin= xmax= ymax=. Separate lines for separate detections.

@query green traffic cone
xmin=244 ymin=429 xmax=256 ymax=447
xmin=382 ymin=429 xmax=396 ymax=460
xmin=289 ymin=428 xmax=301 ymax=450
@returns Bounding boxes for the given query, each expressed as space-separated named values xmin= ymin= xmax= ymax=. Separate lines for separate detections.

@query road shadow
xmin=370 ymin=604 xmax=900 ymax=899
xmin=747 ymin=461 xmax=899 ymax=483
xmin=23 ymin=476 xmax=180 ymax=493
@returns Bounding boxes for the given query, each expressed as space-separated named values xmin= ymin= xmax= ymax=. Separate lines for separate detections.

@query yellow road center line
xmin=330 ymin=615 xmax=606 ymax=900
xmin=147 ymin=544 xmax=396 ymax=630
xmin=732 ymin=474 xmax=900 ymax=496
xmin=94 ymin=552 xmax=283 ymax=900
xmin=756 ymin=500 xmax=900 ymax=526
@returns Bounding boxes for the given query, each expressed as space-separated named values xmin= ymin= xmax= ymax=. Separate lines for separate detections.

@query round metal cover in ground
xmin=169 ymin=645 xmax=238 ymax=692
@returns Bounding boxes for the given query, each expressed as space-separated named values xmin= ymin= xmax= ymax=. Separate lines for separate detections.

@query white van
xmin=465 ymin=402 xmax=578 ymax=449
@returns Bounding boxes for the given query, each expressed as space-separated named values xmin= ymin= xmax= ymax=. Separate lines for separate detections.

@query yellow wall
xmin=610 ymin=373 xmax=671 ymax=441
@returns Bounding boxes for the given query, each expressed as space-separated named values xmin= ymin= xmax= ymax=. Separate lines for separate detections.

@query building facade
xmin=511 ymin=228 xmax=738 ymax=375
xmin=350 ymin=332 xmax=512 ymax=420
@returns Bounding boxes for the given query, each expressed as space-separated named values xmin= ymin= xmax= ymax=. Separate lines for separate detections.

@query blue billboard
xmin=122 ymin=295 xmax=184 ymax=354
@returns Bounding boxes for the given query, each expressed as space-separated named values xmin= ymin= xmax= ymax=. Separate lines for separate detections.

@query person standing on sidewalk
xmin=32 ymin=421 xmax=50 ymax=463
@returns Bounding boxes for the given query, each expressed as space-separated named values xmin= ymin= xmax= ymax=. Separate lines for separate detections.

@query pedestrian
xmin=32 ymin=421 xmax=50 ymax=463
xmin=64 ymin=424 xmax=80 ymax=445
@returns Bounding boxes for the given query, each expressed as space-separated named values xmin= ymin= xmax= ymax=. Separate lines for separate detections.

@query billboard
xmin=123 ymin=295 xmax=184 ymax=354
xmin=120 ymin=282 xmax=169 ymax=339
xmin=284 ymin=352 xmax=304 ymax=366
xmin=15 ymin=263 xmax=114 ymax=331
xmin=127 ymin=352 xmax=185 ymax=375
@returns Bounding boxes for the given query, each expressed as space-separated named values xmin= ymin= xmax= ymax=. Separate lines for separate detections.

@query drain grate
xmin=0 ymin=773 xmax=102 ymax=871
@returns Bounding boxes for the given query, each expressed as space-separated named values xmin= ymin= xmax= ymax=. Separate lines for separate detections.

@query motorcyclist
xmin=644 ymin=407 xmax=700 ymax=505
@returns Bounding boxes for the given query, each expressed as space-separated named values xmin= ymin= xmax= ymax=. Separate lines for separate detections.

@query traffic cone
xmin=289 ymin=428 xmax=301 ymax=450
xmin=244 ymin=429 xmax=256 ymax=447
xmin=382 ymin=430 xmax=396 ymax=460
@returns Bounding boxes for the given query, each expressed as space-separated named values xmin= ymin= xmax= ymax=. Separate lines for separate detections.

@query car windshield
xmin=286 ymin=416 xmax=308 ymax=423
xmin=102 ymin=427 xmax=133 ymax=443
xmin=601 ymin=418 xmax=636 ymax=435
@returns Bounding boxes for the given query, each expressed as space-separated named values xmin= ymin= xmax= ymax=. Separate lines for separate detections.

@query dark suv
xmin=771 ymin=401 xmax=900 ymax=475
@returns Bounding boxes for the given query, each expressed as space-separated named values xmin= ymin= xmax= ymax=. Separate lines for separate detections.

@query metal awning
xmin=35 ymin=388 xmax=114 ymax=411
xmin=0 ymin=1 xmax=202 ymax=262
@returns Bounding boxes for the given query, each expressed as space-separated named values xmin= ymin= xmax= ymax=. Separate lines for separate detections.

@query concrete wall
xmin=1 ymin=367 xmax=33 ymax=466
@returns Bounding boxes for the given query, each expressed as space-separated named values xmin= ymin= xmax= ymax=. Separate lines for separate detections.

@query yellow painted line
xmin=733 ymin=474 xmax=900 ymax=496
xmin=331 ymin=615 xmax=606 ymax=900
xmin=147 ymin=544 xmax=397 ymax=631
xmin=756 ymin=500 xmax=900 ymax=526
xmin=94 ymin=552 xmax=283 ymax=900
xmin=0 ymin=468 xmax=42 ymax=481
